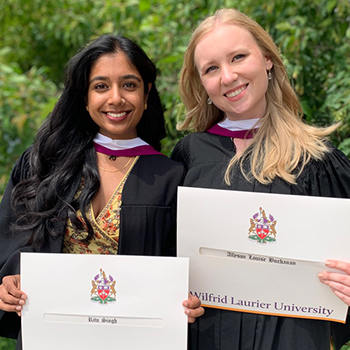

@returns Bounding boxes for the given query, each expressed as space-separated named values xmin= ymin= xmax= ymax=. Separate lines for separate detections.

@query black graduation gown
xmin=171 ymin=131 xmax=350 ymax=350
xmin=0 ymin=149 xmax=184 ymax=347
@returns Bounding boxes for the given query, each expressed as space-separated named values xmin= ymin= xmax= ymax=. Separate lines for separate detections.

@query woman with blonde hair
xmin=172 ymin=8 xmax=350 ymax=350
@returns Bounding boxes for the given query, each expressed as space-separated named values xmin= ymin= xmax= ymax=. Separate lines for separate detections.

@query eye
xmin=205 ymin=66 xmax=218 ymax=74
xmin=232 ymin=54 xmax=246 ymax=62
xmin=123 ymin=82 xmax=137 ymax=89
xmin=94 ymin=83 xmax=109 ymax=90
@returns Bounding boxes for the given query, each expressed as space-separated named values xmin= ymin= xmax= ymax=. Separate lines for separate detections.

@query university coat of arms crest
xmin=90 ymin=268 xmax=116 ymax=305
xmin=248 ymin=207 xmax=277 ymax=244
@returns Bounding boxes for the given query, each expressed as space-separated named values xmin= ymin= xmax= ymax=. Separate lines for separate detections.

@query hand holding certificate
xmin=177 ymin=187 xmax=350 ymax=322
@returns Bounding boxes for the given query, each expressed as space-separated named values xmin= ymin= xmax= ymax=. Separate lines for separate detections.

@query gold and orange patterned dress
xmin=62 ymin=157 xmax=138 ymax=255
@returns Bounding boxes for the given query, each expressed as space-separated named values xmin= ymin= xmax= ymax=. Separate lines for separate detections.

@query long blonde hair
xmin=178 ymin=8 xmax=338 ymax=185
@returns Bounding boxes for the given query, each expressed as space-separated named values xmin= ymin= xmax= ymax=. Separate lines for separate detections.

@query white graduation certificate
xmin=21 ymin=253 xmax=189 ymax=350
xmin=177 ymin=187 xmax=350 ymax=323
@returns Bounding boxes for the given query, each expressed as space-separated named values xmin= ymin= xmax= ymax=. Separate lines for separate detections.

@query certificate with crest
xmin=21 ymin=253 xmax=189 ymax=350
xmin=177 ymin=187 xmax=350 ymax=322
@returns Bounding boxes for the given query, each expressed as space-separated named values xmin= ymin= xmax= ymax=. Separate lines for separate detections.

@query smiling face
xmin=194 ymin=22 xmax=273 ymax=121
xmin=86 ymin=52 xmax=150 ymax=140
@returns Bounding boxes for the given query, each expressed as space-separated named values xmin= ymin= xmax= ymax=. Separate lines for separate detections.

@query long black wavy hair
xmin=11 ymin=35 xmax=166 ymax=248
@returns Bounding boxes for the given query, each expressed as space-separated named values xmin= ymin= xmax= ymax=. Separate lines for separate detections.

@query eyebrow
xmin=89 ymin=74 xmax=142 ymax=85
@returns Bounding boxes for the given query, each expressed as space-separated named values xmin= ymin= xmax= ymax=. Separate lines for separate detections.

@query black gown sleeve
xmin=298 ymin=147 xmax=350 ymax=349
xmin=0 ymin=149 xmax=35 ymax=339
xmin=118 ymin=155 xmax=185 ymax=257
xmin=171 ymin=138 xmax=191 ymax=171
xmin=294 ymin=146 xmax=350 ymax=198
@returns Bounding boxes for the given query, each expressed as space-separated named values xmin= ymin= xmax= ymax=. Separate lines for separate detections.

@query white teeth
xmin=107 ymin=112 xmax=127 ymax=118
xmin=226 ymin=86 xmax=246 ymax=98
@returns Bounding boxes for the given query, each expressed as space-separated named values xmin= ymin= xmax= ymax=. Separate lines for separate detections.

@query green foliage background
xmin=1 ymin=0 xmax=350 ymax=196
xmin=1 ymin=0 xmax=350 ymax=348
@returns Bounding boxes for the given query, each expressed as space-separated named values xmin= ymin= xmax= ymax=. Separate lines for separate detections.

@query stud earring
xmin=268 ymin=70 xmax=272 ymax=80
xmin=207 ymin=97 xmax=212 ymax=105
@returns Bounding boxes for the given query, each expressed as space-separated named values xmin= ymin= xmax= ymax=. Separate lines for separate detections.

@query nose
xmin=107 ymin=86 xmax=124 ymax=106
xmin=220 ymin=65 xmax=238 ymax=85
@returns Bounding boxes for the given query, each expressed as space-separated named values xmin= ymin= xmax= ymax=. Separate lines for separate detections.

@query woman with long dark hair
xmin=0 ymin=34 xmax=203 ymax=347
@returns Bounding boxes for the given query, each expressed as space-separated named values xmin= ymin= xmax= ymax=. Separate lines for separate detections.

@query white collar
xmin=218 ymin=118 xmax=261 ymax=131
xmin=93 ymin=133 xmax=148 ymax=150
